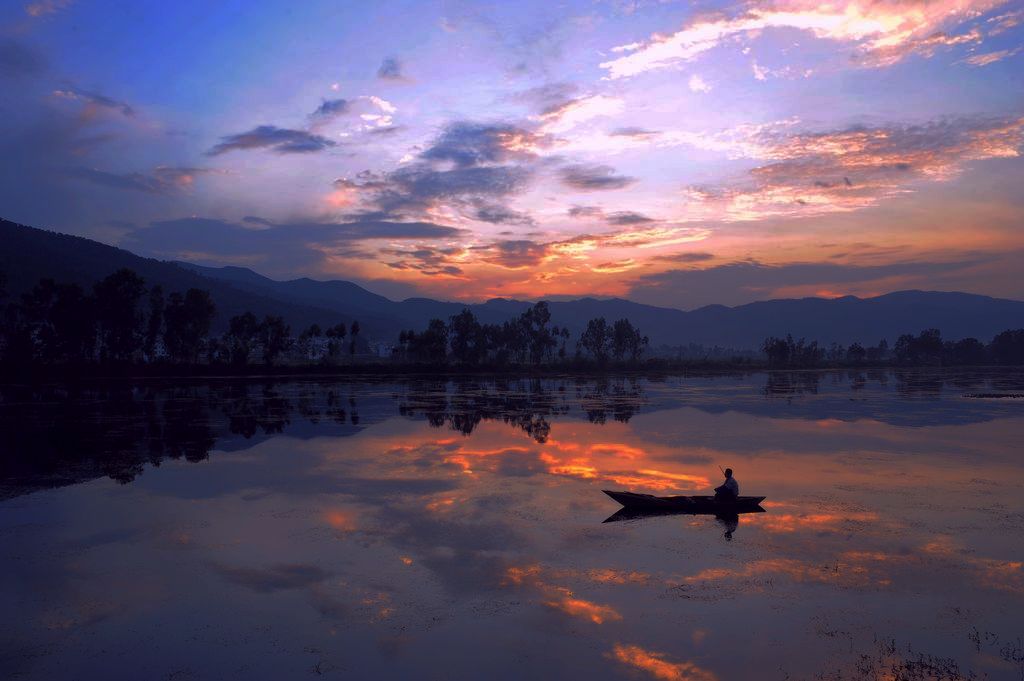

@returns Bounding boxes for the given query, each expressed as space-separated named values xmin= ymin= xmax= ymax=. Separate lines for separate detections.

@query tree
xmin=578 ymin=317 xmax=612 ymax=362
xmin=612 ymin=319 xmax=648 ymax=361
xmin=409 ymin=318 xmax=448 ymax=363
xmin=258 ymin=315 xmax=291 ymax=366
xmin=521 ymin=302 xmax=556 ymax=365
xmin=225 ymin=311 xmax=260 ymax=366
xmin=93 ymin=269 xmax=147 ymax=361
xmin=990 ymin=329 xmax=1024 ymax=365
xmin=325 ymin=322 xmax=347 ymax=359
xmin=894 ymin=329 xmax=942 ymax=364
xmin=449 ymin=309 xmax=485 ymax=364
xmin=944 ymin=337 xmax=987 ymax=365
xmin=298 ymin=323 xmax=324 ymax=360
xmin=19 ymin=279 xmax=94 ymax=362
xmin=846 ymin=342 xmax=866 ymax=363
xmin=762 ymin=336 xmax=791 ymax=367
xmin=164 ymin=289 xmax=216 ymax=363
xmin=144 ymin=285 xmax=164 ymax=360
xmin=349 ymin=320 xmax=360 ymax=356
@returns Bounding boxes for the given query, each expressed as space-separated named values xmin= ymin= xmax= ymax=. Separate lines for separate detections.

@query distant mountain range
xmin=3 ymin=218 xmax=1023 ymax=349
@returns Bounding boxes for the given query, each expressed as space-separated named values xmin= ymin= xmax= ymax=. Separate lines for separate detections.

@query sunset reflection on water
xmin=1 ymin=371 xmax=1023 ymax=680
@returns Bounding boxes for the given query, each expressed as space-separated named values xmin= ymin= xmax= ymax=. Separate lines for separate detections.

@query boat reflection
xmin=602 ymin=504 xmax=766 ymax=541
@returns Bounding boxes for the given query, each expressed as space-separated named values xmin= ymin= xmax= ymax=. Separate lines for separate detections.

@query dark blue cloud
xmin=122 ymin=217 xmax=468 ymax=274
xmin=0 ymin=39 xmax=47 ymax=77
xmin=560 ymin=164 xmax=636 ymax=190
xmin=420 ymin=121 xmax=543 ymax=168
xmin=207 ymin=125 xmax=336 ymax=155
xmin=377 ymin=56 xmax=404 ymax=80
xmin=309 ymin=98 xmax=350 ymax=121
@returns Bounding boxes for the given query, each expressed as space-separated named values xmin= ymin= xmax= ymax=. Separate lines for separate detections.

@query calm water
xmin=1 ymin=371 xmax=1023 ymax=680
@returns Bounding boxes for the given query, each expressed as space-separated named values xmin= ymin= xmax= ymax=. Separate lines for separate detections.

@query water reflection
xmin=1 ymin=370 xmax=1022 ymax=680
xmin=602 ymin=506 xmax=763 ymax=542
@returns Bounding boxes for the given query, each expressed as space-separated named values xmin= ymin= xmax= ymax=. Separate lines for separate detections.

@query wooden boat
xmin=603 ymin=490 xmax=766 ymax=513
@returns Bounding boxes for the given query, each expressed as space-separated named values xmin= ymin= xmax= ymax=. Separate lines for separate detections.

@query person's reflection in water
xmin=716 ymin=513 xmax=740 ymax=541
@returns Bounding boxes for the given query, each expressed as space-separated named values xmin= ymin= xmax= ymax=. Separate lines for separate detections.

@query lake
xmin=1 ymin=370 xmax=1023 ymax=680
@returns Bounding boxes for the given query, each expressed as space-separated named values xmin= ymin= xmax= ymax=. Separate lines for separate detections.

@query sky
xmin=1 ymin=0 xmax=1023 ymax=309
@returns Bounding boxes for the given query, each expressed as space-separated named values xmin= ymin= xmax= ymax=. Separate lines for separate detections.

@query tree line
xmin=395 ymin=302 xmax=649 ymax=366
xmin=0 ymin=268 xmax=360 ymax=367
xmin=4 ymin=268 xmax=1023 ymax=371
xmin=761 ymin=328 xmax=1024 ymax=367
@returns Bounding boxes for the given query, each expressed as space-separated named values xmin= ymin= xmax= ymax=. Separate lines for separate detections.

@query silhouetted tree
xmin=144 ymin=285 xmax=164 ymax=359
xmin=325 ymin=322 xmax=347 ymax=358
xmin=225 ymin=311 xmax=260 ymax=365
xmin=762 ymin=336 xmax=791 ymax=367
xmin=990 ymin=329 xmax=1024 ymax=365
xmin=521 ymin=302 xmax=556 ymax=365
xmin=20 ymin=279 xmax=94 ymax=362
xmin=298 ymin=323 xmax=323 ymax=360
xmin=866 ymin=339 xmax=888 ymax=362
xmin=409 ymin=318 xmax=448 ymax=362
xmin=612 ymin=318 xmax=648 ymax=361
xmin=258 ymin=315 xmax=291 ymax=366
xmin=846 ymin=342 xmax=866 ymax=363
xmin=579 ymin=317 xmax=612 ymax=362
xmin=449 ymin=309 xmax=486 ymax=364
xmin=164 ymin=289 xmax=215 ymax=363
xmin=894 ymin=329 xmax=943 ymax=364
xmin=93 ymin=269 xmax=147 ymax=361
xmin=349 ymin=320 xmax=360 ymax=356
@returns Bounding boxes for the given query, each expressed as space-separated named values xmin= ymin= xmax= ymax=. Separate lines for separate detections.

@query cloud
xmin=420 ymin=121 xmax=549 ymax=168
xmin=679 ymin=115 xmax=1024 ymax=220
xmin=212 ymin=563 xmax=331 ymax=593
xmin=606 ymin=211 xmax=655 ymax=225
xmin=377 ymin=56 xmax=404 ymax=80
xmin=688 ymin=74 xmax=712 ymax=93
xmin=308 ymin=95 xmax=397 ymax=130
xmin=600 ymin=0 xmax=1009 ymax=78
xmin=336 ymin=120 xmax=548 ymax=223
xmin=610 ymin=644 xmax=716 ymax=681
xmin=24 ymin=0 xmax=72 ymax=17
xmin=987 ymin=9 xmax=1023 ymax=34
xmin=651 ymin=251 xmax=716 ymax=263
xmin=511 ymin=82 xmax=580 ymax=112
xmin=381 ymin=245 xmax=466 ymax=276
xmin=472 ymin=200 xmax=535 ymax=226
xmin=567 ymin=206 xmax=655 ymax=225
xmin=64 ymin=166 xmax=218 ymax=193
xmin=207 ymin=125 xmax=336 ymax=155
xmin=537 ymin=94 xmax=625 ymax=133
xmin=477 ymin=240 xmax=555 ymax=269
xmin=122 ymin=217 xmax=467 ymax=273
xmin=958 ymin=46 xmax=1022 ymax=66
xmin=568 ymin=205 xmax=604 ymax=218
xmin=310 ymin=98 xmax=350 ymax=121
xmin=609 ymin=127 xmax=660 ymax=139
xmin=52 ymin=87 xmax=134 ymax=117
xmin=560 ymin=164 xmax=636 ymax=190
xmin=0 ymin=39 xmax=47 ymax=77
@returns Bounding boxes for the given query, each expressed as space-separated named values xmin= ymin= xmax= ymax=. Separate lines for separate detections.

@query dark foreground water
xmin=1 ymin=370 xmax=1023 ymax=680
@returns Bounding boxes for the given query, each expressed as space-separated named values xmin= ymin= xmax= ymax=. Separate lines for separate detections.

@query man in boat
xmin=714 ymin=468 xmax=739 ymax=501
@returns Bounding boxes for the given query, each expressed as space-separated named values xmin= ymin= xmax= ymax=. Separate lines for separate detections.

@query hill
xmin=4 ymin=219 xmax=1024 ymax=349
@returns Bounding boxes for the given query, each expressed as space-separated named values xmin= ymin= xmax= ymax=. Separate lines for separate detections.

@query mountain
xmin=173 ymin=261 xmax=1024 ymax=348
xmin=0 ymin=219 xmax=355 ymax=334
xmin=4 ymin=219 xmax=1024 ymax=349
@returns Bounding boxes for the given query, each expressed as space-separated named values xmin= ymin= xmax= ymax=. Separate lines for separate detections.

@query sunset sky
xmin=2 ymin=0 xmax=1023 ymax=308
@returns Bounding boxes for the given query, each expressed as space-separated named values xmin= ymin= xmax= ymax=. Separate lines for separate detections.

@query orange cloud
xmin=601 ymin=0 xmax=1008 ymax=78
xmin=611 ymin=644 xmax=717 ymax=681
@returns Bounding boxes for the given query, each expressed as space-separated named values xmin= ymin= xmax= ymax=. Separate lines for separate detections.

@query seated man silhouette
xmin=714 ymin=468 xmax=739 ymax=501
